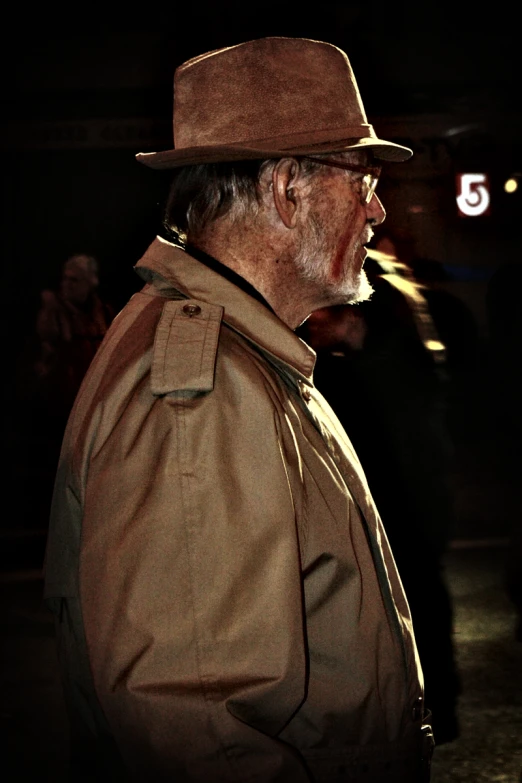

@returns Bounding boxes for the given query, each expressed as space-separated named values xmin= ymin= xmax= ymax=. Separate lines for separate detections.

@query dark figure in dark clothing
xmin=410 ymin=256 xmax=481 ymax=444
xmin=486 ymin=261 xmax=522 ymax=641
xmin=299 ymin=249 xmax=461 ymax=744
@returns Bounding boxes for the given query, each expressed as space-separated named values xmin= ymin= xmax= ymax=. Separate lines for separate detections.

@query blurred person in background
xmin=35 ymin=252 xmax=114 ymax=419
xmin=299 ymin=247 xmax=461 ymax=745
xmin=14 ymin=253 xmax=114 ymax=530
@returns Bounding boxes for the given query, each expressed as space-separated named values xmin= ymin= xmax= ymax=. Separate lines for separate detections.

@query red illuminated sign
xmin=456 ymin=173 xmax=491 ymax=217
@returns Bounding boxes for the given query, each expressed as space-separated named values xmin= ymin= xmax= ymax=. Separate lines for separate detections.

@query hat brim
xmin=136 ymin=136 xmax=412 ymax=169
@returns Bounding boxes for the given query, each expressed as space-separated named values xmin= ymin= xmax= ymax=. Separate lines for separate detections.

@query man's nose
xmin=366 ymin=193 xmax=386 ymax=225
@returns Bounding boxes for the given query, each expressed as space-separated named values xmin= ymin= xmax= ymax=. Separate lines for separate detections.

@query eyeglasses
xmin=301 ymin=156 xmax=381 ymax=204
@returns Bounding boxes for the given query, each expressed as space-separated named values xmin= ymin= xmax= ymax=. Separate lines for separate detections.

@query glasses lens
xmin=362 ymin=174 xmax=379 ymax=204
xmin=303 ymin=157 xmax=380 ymax=204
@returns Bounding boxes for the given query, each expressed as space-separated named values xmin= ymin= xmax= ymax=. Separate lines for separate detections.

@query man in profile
xmin=44 ymin=36 xmax=434 ymax=782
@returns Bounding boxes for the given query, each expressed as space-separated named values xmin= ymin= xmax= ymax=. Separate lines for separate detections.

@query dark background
xmin=3 ymin=0 xmax=521 ymax=539
xmin=4 ymin=2 xmax=521 ymax=309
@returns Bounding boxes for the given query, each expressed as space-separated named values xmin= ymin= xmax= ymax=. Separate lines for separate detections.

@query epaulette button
xmin=182 ymin=303 xmax=202 ymax=317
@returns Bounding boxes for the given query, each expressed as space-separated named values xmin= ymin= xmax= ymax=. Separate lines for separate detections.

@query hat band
xmin=176 ymin=124 xmax=377 ymax=151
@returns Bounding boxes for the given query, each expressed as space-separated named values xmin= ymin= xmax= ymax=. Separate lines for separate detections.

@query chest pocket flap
xmin=151 ymin=299 xmax=224 ymax=394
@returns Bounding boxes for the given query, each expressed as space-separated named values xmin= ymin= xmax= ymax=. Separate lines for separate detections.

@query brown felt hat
xmin=136 ymin=36 xmax=412 ymax=169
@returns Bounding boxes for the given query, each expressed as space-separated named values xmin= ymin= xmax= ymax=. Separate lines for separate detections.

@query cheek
xmin=330 ymin=205 xmax=362 ymax=280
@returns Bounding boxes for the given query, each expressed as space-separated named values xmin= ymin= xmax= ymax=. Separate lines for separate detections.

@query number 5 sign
xmin=456 ymin=173 xmax=491 ymax=217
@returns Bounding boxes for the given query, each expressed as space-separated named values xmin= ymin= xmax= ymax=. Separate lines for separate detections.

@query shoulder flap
xmin=151 ymin=299 xmax=224 ymax=395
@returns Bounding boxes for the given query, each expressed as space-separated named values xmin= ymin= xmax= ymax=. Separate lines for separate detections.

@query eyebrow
xmin=304 ymin=156 xmax=381 ymax=174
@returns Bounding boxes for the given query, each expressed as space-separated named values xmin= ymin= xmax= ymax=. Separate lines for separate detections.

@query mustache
xmin=362 ymin=228 xmax=374 ymax=245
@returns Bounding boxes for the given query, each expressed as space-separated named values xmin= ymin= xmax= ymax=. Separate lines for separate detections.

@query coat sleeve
xmin=77 ymin=366 xmax=312 ymax=782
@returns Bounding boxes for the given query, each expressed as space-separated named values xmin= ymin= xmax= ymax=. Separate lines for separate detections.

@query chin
xmin=330 ymin=269 xmax=374 ymax=305
xmin=352 ymin=270 xmax=375 ymax=303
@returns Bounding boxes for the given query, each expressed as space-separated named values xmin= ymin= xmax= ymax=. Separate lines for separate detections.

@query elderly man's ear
xmin=271 ymin=158 xmax=303 ymax=229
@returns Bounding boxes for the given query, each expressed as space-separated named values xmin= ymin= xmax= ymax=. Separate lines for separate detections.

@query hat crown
xmin=136 ymin=36 xmax=412 ymax=168
xmin=174 ymin=37 xmax=368 ymax=150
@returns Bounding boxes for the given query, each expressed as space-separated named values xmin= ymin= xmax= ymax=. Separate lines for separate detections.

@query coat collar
xmin=135 ymin=236 xmax=316 ymax=382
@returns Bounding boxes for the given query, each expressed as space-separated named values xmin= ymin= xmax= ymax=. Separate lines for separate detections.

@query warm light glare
xmin=504 ymin=178 xmax=518 ymax=194
xmin=425 ymin=339 xmax=445 ymax=353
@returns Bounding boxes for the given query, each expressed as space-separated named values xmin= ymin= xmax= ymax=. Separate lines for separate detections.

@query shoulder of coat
xmin=151 ymin=298 xmax=224 ymax=395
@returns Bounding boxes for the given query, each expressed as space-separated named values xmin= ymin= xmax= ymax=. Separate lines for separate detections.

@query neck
xmin=192 ymin=220 xmax=321 ymax=330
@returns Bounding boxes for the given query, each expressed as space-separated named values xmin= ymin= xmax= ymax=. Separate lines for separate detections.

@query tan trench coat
xmin=44 ymin=237 xmax=430 ymax=782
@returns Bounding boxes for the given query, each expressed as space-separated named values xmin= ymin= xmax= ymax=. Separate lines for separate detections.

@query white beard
xmin=293 ymin=213 xmax=374 ymax=304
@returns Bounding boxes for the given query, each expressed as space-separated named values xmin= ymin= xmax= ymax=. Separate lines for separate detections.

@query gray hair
xmin=161 ymin=155 xmax=349 ymax=244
